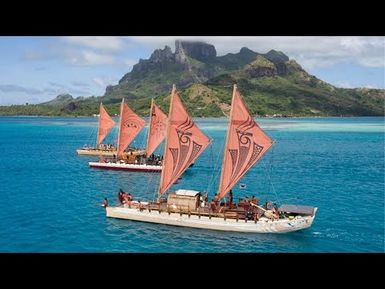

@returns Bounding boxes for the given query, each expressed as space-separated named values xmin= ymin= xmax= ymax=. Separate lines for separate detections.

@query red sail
xmin=217 ymin=85 xmax=273 ymax=201
xmin=116 ymin=99 xmax=146 ymax=158
xmin=158 ymin=86 xmax=210 ymax=197
xmin=146 ymin=99 xmax=168 ymax=158
xmin=96 ymin=103 xmax=116 ymax=145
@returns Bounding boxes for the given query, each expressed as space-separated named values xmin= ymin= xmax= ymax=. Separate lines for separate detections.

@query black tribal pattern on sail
xmin=228 ymin=116 xmax=264 ymax=188
xmin=167 ymin=117 xmax=203 ymax=188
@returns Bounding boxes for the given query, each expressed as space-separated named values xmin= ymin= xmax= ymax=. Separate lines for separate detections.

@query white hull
xmin=106 ymin=206 xmax=317 ymax=233
xmin=77 ymin=149 xmax=116 ymax=156
xmin=76 ymin=149 xmax=146 ymax=157
xmin=89 ymin=161 xmax=162 ymax=172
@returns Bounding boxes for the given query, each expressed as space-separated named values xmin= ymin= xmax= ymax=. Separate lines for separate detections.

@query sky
xmin=0 ymin=36 xmax=383 ymax=105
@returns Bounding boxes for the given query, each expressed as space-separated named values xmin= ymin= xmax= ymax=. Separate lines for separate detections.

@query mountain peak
xmin=264 ymin=49 xmax=289 ymax=63
xmin=56 ymin=93 xmax=73 ymax=100
xmin=250 ymin=55 xmax=275 ymax=67
xmin=240 ymin=47 xmax=255 ymax=55
xmin=175 ymin=40 xmax=216 ymax=61
xmin=149 ymin=45 xmax=174 ymax=62
xmin=41 ymin=93 xmax=73 ymax=106
xmin=244 ymin=55 xmax=277 ymax=77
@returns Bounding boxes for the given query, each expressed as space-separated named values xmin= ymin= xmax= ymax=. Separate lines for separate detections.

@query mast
xmin=157 ymin=85 xmax=175 ymax=198
xmin=116 ymin=98 xmax=124 ymax=156
xmin=217 ymin=84 xmax=237 ymax=200
xmin=145 ymin=98 xmax=154 ymax=157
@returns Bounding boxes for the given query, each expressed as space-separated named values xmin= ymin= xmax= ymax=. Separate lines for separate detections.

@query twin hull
xmin=76 ymin=149 xmax=146 ymax=157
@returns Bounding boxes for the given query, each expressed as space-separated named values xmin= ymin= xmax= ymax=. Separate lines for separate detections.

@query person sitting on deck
xmin=212 ymin=194 xmax=222 ymax=212
xmin=121 ymin=192 xmax=132 ymax=205
xmin=228 ymin=190 xmax=234 ymax=208
xmin=102 ymin=198 xmax=108 ymax=208
xmin=210 ymin=200 xmax=217 ymax=212
xmin=264 ymin=201 xmax=272 ymax=210
xmin=138 ymin=201 xmax=144 ymax=211
xmin=200 ymin=198 xmax=205 ymax=208
xmin=214 ymin=194 xmax=220 ymax=206
xmin=251 ymin=195 xmax=258 ymax=206
xmin=272 ymin=203 xmax=280 ymax=219
xmin=118 ymin=189 xmax=125 ymax=204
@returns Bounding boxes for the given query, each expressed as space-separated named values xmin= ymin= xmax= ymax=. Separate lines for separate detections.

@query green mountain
xmin=1 ymin=40 xmax=384 ymax=117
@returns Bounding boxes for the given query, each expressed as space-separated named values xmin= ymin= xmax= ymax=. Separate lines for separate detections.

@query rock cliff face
xmin=150 ymin=45 xmax=174 ymax=63
xmin=61 ymin=102 xmax=77 ymax=112
xmin=121 ymin=41 xmax=218 ymax=83
xmin=122 ymin=45 xmax=184 ymax=82
xmin=175 ymin=40 xmax=216 ymax=62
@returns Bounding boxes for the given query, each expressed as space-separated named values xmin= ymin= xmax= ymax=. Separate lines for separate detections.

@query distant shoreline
xmin=0 ymin=115 xmax=383 ymax=119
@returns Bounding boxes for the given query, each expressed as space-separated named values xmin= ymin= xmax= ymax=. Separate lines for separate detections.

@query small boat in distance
xmin=76 ymin=102 xmax=145 ymax=157
xmin=89 ymin=98 xmax=167 ymax=172
xmin=103 ymin=84 xmax=318 ymax=233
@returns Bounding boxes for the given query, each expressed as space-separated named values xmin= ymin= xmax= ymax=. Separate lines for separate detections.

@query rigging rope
xmin=261 ymin=143 xmax=280 ymax=205
xmin=205 ymin=142 xmax=215 ymax=194
xmin=206 ymin=138 xmax=224 ymax=195
xmin=87 ymin=121 xmax=97 ymax=146
xmin=145 ymin=171 xmax=159 ymax=201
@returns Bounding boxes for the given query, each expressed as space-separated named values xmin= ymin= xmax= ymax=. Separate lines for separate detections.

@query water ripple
xmin=0 ymin=117 xmax=383 ymax=252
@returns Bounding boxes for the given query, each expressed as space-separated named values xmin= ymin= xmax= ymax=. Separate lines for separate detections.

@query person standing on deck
xmin=210 ymin=194 xmax=219 ymax=211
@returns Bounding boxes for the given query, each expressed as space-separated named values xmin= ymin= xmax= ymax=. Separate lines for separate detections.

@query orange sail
xmin=216 ymin=85 xmax=273 ymax=201
xmin=146 ymin=99 xmax=168 ymax=158
xmin=158 ymin=86 xmax=211 ymax=197
xmin=96 ymin=103 xmax=116 ymax=146
xmin=116 ymin=99 xmax=146 ymax=158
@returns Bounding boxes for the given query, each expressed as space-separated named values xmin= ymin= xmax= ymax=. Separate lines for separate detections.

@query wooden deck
xmin=138 ymin=202 xmax=263 ymax=220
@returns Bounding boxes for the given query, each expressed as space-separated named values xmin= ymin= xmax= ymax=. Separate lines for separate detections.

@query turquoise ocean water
xmin=0 ymin=116 xmax=383 ymax=252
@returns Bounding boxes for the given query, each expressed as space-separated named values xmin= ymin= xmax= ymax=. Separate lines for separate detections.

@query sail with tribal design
xmin=96 ymin=103 xmax=116 ymax=146
xmin=116 ymin=98 xmax=146 ymax=158
xmin=146 ymin=98 xmax=168 ymax=158
xmin=216 ymin=85 xmax=273 ymax=201
xmin=158 ymin=85 xmax=211 ymax=197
